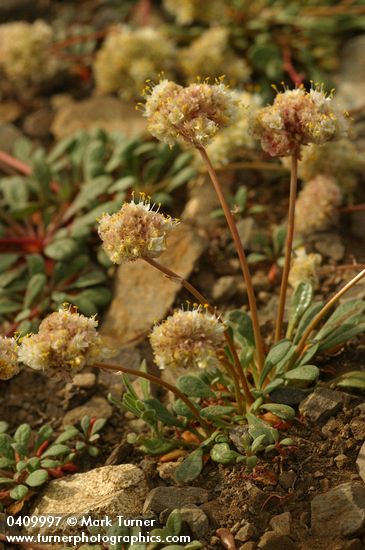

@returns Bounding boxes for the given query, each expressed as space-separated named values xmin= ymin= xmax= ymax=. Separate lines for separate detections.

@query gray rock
xmin=101 ymin=224 xmax=207 ymax=347
xmin=62 ymin=395 xmax=113 ymax=425
xmin=157 ymin=461 xmax=181 ymax=482
xmin=258 ymin=531 xmax=292 ymax=549
xmin=23 ymin=108 xmax=54 ymax=138
xmin=0 ymin=123 xmax=23 ymax=153
xmin=235 ymin=522 xmax=257 ymax=542
xmin=182 ymin=175 xmax=220 ymax=229
xmin=229 ymin=426 xmax=250 ymax=453
xmin=212 ymin=275 xmax=237 ymax=301
xmin=334 ymin=454 xmax=349 ymax=469
xmin=237 ymin=217 xmax=256 ymax=249
xmin=143 ymin=486 xmax=209 ymax=514
xmin=270 ymin=387 xmax=309 ymax=406
xmin=178 ymin=505 xmax=209 ymax=538
xmin=52 ymin=96 xmax=147 ymax=140
xmin=314 ymin=233 xmax=345 ymax=262
xmin=28 ymin=465 xmax=148 ymax=535
xmin=200 ymin=499 xmax=224 ymax=528
xmin=71 ymin=373 xmax=96 ymax=388
xmin=299 ymin=388 xmax=344 ymax=422
xmin=356 ymin=442 xmax=365 ymax=483
xmin=311 ymin=482 xmax=365 ymax=537
xmin=239 ymin=543 xmax=257 ymax=550
xmin=335 ymin=35 xmax=365 ymax=110
xmin=269 ymin=512 xmax=291 ymax=536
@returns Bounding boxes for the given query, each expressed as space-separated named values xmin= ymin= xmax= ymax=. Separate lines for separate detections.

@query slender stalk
xmin=219 ymin=355 xmax=245 ymax=414
xmin=0 ymin=151 xmax=32 ymax=176
xmin=294 ymin=268 xmax=365 ymax=360
xmin=197 ymin=146 xmax=265 ymax=373
xmin=93 ymin=362 xmax=211 ymax=433
xmin=144 ymin=257 xmax=253 ymax=403
xmin=275 ymin=154 xmax=298 ymax=343
xmin=339 ymin=204 xmax=365 ymax=213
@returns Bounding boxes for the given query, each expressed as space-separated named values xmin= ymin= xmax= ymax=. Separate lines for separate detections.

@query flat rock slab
xmin=51 ymin=96 xmax=146 ymax=139
xmin=311 ymin=482 xmax=365 ymax=537
xmin=299 ymin=388 xmax=344 ymax=422
xmin=101 ymin=224 xmax=207 ymax=346
xmin=29 ymin=464 xmax=148 ymax=535
xmin=62 ymin=395 xmax=113 ymax=426
xmin=143 ymin=486 xmax=209 ymax=514
xmin=335 ymin=35 xmax=365 ymax=110
xmin=356 ymin=442 xmax=365 ymax=483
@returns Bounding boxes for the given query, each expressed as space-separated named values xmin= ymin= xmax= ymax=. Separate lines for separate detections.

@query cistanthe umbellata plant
xmin=6 ymin=81 xmax=365 ymax=482
xmin=0 ymin=129 xmax=195 ymax=335
xmin=0 ymin=416 xmax=106 ymax=512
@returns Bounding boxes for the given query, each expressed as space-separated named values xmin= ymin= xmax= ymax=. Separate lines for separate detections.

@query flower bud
xmin=0 ymin=337 xmax=19 ymax=380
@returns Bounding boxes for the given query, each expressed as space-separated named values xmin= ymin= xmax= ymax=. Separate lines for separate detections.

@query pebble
xmin=143 ymin=486 xmax=209 ymax=514
xmin=257 ymin=531 xmax=292 ymax=549
xmin=235 ymin=522 xmax=257 ymax=542
xmin=311 ymin=482 xmax=365 ymax=537
xmin=211 ymin=275 xmax=238 ymax=301
xmin=299 ymin=388 xmax=344 ymax=422
xmin=239 ymin=543 xmax=257 ymax=550
xmin=178 ymin=505 xmax=209 ymax=538
xmin=269 ymin=512 xmax=291 ymax=536
xmin=356 ymin=442 xmax=365 ymax=483
xmin=278 ymin=470 xmax=296 ymax=490
xmin=334 ymin=454 xmax=349 ymax=469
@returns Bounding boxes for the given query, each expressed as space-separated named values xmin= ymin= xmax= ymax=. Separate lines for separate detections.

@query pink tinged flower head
xmin=0 ymin=337 xmax=19 ymax=380
xmin=252 ymin=85 xmax=349 ymax=158
xmin=150 ymin=306 xmax=225 ymax=371
xmin=143 ymin=78 xmax=240 ymax=147
xmin=295 ymin=175 xmax=342 ymax=236
xmin=18 ymin=306 xmax=114 ymax=379
xmin=98 ymin=195 xmax=179 ymax=264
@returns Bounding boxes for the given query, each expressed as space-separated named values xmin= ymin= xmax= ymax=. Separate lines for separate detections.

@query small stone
xmin=278 ymin=470 xmax=296 ymax=490
xmin=212 ymin=275 xmax=237 ymax=301
xmin=210 ymin=536 xmax=220 ymax=546
xmin=334 ymin=454 xmax=349 ymax=469
xmin=299 ymin=388 xmax=344 ymax=422
xmin=322 ymin=417 xmax=339 ymax=437
xmin=237 ymin=218 xmax=256 ymax=249
xmin=0 ymin=123 xmax=24 ymax=153
xmin=270 ymin=387 xmax=308 ymax=406
xmin=179 ymin=505 xmax=209 ymax=538
xmin=200 ymin=499 xmax=224 ymax=528
xmin=143 ymin=486 xmax=209 ymax=515
xmin=62 ymin=396 xmax=113 ymax=425
xmin=157 ymin=461 xmax=180 ymax=482
xmin=313 ymin=471 xmax=324 ymax=478
xmin=269 ymin=512 xmax=291 ymax=536
xmin=231 ymin=522 xmax=241 ymax=534
xmin=28 ymin=465 xmax=148 ymax=535
xmin=71 ymin=373 xmax=96 ymax=388
xmin=314 ymin=233 xmax=345 ymax=261
xmin=23 ymin=108 xmax=54 ymax=138
xmin=311 ymin=482 xmax=365 ymax=537
xmin=350 ymin=418 xmax=365 ymax=441
xmin=0 ymin=101 xmax=22 ymax=123
xmin=105 ymin=442 xmax=133 ymax=465
xmin=320 ymin=478 xmax=330 ymax=492
xmin=356 ymin=442 xmax=365 ymax=483
xmin=258 ymin=531 xmax=292 ymax=549
xmin=239 ymin=543 xmax=257 ymax=550
xmin=235 ymin=522 xmax=257 ymax=542
xmin=229 ymin=426 xmax=250 ymax=453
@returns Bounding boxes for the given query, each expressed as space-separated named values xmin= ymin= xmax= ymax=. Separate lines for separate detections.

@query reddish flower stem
xmin=275 ymin=154 xmax=298 ymax=343
xmin=0 ymin=151 xmax=32 ymax=176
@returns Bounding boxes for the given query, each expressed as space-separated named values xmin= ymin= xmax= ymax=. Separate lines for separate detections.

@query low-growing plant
xmin=3 ymin=79 xmax=365 ymax=485
xmin=0 ymin=129 xmax=196 ymax=335
xmin=0 ymin=416 xmax=106 ymax=512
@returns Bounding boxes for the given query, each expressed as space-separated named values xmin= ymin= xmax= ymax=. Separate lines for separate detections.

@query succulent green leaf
xmin=284 ymin=364 xmax=320 ymax=387
xmin=176 ymin=376 xmax=214 ymax=398
xmin=286 ymin=281 xmax=313 ymax=339
xmin=10 ymin=484 xmax=29 ymax=501
xmin=26 ymin=469 xmax=49 ymax=487
xmin=174 ymin=449 xmax=204 ymax=484
xmin=260 ymin=403 xmax=296 ymax=420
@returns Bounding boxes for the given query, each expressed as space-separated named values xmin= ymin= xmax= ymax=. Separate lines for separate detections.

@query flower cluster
xmin=203 ymin=90 xmax=261 ymax=166
xmin=98 ymin=196 xmax=178 ymax=264
xmin=163 ymin=0 xmax=226 ymax=24
xmin=150 ymin=307 xmax=225 ymax=371
xmin=18 ymin=306 xmax=113 ymax=379
xmin=252 ymin=86 xmax=348 ymax=157
xmin=179 ymin=27 xmax=250 ymax=85
xmin=0 ymin=337 xmax=19 ymax=380
xmin=93 ymin=26 xmax=175 ymax=100
xmin=0 ymin=20 xmax=60 ymax=85
xmin=295 ymin=175 xmax=342 ymax=236
xmin=298 ymin=139 xmax=363 ymax=196
xmin=144 ymin=79 xmax=239 ymax=147
xmin=288 ymin=248 xmax=322 ymax=289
